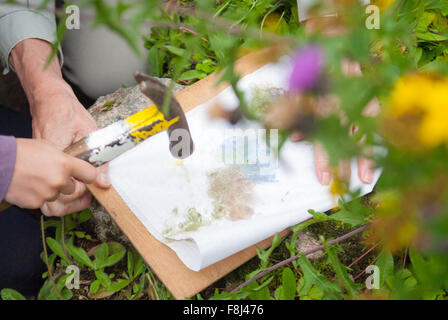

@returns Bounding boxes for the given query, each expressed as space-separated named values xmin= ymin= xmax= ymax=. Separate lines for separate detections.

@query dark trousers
xmin=0 ymin=107 xmax=46 ymax=296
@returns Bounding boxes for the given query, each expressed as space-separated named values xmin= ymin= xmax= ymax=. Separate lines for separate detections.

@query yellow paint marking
xmin=125 ymin=104 xmax=179 ymax=143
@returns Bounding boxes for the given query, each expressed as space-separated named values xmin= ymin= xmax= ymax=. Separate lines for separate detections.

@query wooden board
xmin=88 ymin=46 xmax=290 ymax=300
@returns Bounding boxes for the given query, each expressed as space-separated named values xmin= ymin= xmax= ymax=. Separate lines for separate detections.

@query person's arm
xmin=1 ymin=1 xmax=109 ymax=215
xmin=3 ymin=137 xmax=100 ymax=216
xmin=0 ymin=136 xmax=17 ymax=202
xmin=0 ymin=0 xmax=62 ymax=74
xmin=8 ymin=39 xmax=111 ymax=216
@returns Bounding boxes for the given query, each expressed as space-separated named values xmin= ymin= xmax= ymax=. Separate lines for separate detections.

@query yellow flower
xmin=367 ymin=191 xmax=419 ymax=252
xmin=371 ymin=0 xmax=395 ymax=10
xmin=263 ymin=13 xmax=282 ymax=33
xmin=330 ymin=167 xmax=349 ymax=197
xmin=387 ymin=73 xmax=448 ymax=148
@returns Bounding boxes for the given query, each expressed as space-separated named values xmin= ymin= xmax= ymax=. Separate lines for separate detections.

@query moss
xmin=102 ymin=100 xmax=116 ymax=112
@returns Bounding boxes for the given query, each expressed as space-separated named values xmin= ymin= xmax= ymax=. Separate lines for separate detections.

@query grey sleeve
xmin=0 ymin=0 xmax=63 ymax=75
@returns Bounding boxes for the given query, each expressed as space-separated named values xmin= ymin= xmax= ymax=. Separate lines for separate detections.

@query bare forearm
xmin=9 ymin=38 xmax=73 ymax=116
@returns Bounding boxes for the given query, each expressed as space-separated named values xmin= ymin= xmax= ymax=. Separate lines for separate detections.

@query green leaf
xmin=109 ymin=279 xmax=131 ymax=293
xmin=90 ymin=280 xmax=101 ymax=293
xmin=78 ymin=209 xmax=92 ymax=224
xmin=74 ymin=231 xmax=85 ymax=239
xmin=244 ymin=275 xmax=274 ymax=300
xmin=179 ymin=70 xmax=204 ymax=81
xmin=249 ymin=286 xmax=273 ymax=300
xmin=298 ymin=254 xmax=344 ymax=300
xmin=127 ymin=251 xmax=134 ymax=279
xmin=416 ymin=32 xmax=448 ymax=41
xmin=300 ymin=285 xmax=324 ymax=300
xmin=416 ymin=11 xmax=435 ymax=33
xmin=38 ymin=279 xmax=53 ymax=300
xmin=130 ymin=274 xmax=146 ymax=300
xmin=133 ymin=253 xmax=146 ymax=279
xmin=148 ymin=45 xmax=161 ymax=77
xmin=39 ymin=275 xmax=73 ymax=300
xmin=1 ymin=288 xmax=26 ymax=300
xmin=331 ymin=198 xmax=370 ymax=227
xmin=277 ymin=268 xmax=296 ymax=300
xmin=108 ymin=242 xmax=125 ymax=254
xmin=323 ymin=240 xmax=359 ymax=297
xmin=95 ymin=270 xmax=112 ymax=289
xmin=256 ymin=233 xmax=283 ymax=269
xmin=102 ymin=249 xmax=126 ymax=269
xmin=164 ymin=45 xmax=186 ymax=56
xmin=64 ymin=214 xmax=76 ymax=232
xmin=196 ymin=59 xmax=216 ymax=74
xmin=66 ymin=244 xmax=94 ymax=268
xmin=94 ymin=243 xmax=109 ymax=268
xmin=46 ymin=237 xmax=70 ymax=264
xmin=375 ymin=250 xmax=394 ymax=288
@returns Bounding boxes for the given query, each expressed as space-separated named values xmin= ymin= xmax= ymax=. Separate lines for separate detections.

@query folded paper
xmin=109 ymin=57 xmax=381 ymax=271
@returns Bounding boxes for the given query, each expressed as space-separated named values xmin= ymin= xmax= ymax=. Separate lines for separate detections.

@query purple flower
xmin=289 ymin=45 xmax=324 ymax=93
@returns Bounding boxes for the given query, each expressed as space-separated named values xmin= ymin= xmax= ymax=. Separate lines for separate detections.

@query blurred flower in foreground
xmin=367 ymin=191 xmax=419 ymax=252
xmin=289 ymin=45 xmax=325 ymax=93
xmin=372 ymin=0 xmax=395 ymax=10
xmin=263 ymin=45 xmax=327 ymax=133
xmin=263 ymin=12 xmax=282 ymax=33
xmin=385 ymin=73 xmax=448 ymax=149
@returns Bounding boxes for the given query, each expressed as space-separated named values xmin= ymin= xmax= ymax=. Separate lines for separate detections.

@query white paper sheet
xmin=109 ymin=57 xmax=381 ymax=271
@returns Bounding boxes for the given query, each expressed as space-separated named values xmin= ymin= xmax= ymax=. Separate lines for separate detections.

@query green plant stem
xmin=231 ymin=223 xmax=371 ymax=293
xmin=60 ymin=217 xmax=73 ymax=265
xmin=40 ymin=215 xmax=64 ymax=300
xmin=146 ymin=272 xmax=160 ymax=300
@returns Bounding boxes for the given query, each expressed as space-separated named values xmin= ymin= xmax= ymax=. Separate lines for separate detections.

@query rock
xmin=294 ymin=231 xmax=323 ymax=261
xmin=88 ymin=78 xmax=186 ymax=243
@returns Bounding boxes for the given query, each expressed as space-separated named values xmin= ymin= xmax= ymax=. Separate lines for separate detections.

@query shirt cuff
xmin=0 ymin=136 xmax=17 ymax=202
xmin=0 ymin=10 xmax=64 ymax=75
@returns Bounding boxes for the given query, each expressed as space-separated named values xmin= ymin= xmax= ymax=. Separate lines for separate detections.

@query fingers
xmin=68 ymin=156 xmax=98 ymax=185
xmin=56 ymin=180 xmax=88 ymax=203
xmin=94 ymin=164 xmax=111 ymax=189
xmin=290 ymin=130 xmax=306 ymax=142
xmin=41 ymin=188 xmax=92 ymax=217
xmin=60 ymin=177 xmax=76 ymax=195
xmin=314 ymin=142 xmax=332 ymax=185
xmin=363 ymin=97 xmax=381 ymax=117
xmin=337 ymin=159 xmax=351 ymax=183
xmin=358 ymin=157 xmax=374 ymax=184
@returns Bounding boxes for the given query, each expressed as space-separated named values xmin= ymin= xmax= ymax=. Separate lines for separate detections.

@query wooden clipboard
xmin=88 ymin=46 xmax=290 ymax=300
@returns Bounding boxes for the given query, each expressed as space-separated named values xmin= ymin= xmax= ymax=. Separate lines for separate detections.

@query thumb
xmin=94 ymin=164 xmax=111 ymax=189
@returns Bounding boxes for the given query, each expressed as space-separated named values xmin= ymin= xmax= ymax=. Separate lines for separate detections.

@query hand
xmin=294 ymin=19 xmax=381 ymax=186
xmin=5 ymin=139 xmax=98 ymax=215
xmin=290 ymin=73 xmax=380 ymax=186
xmin=31 ymin=86 xmax=111 ymax=216
xmin=10 ymin=39 xmax=110 ymax=216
